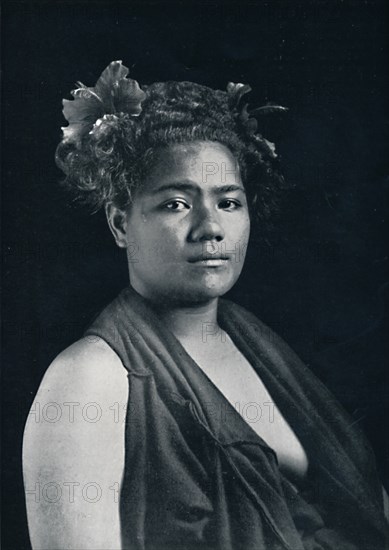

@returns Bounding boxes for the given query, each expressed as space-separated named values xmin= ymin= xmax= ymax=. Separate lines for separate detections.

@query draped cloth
xmin=84 ymin=286 xmax=388 ymax=550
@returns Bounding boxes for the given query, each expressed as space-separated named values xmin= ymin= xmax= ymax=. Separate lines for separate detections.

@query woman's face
xmin=115 ymin=141 xmax=250 ymax=304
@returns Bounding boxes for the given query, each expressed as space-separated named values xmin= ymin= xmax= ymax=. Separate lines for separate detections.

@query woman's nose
xmin=189 ymin=205 xmax=225 ymax=242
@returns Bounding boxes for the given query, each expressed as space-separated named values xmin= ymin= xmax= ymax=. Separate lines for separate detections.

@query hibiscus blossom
xmin=226 ymin=81 xmax=288 ymax=158
xmin=61 ymin=60 xmax=146 ymax=146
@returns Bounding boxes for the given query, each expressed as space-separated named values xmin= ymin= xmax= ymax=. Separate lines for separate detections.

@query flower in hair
xmin=227 ymin=81 xmax=288 ymax=158
xmin=61 ymin=60 xmax=146 ymax=146
xmin=88 ymin=114 xmax=121 ymax=141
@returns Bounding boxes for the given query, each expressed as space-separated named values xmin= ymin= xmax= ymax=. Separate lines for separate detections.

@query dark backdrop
xmin=2 ymin=1 xmax=388 ymax=548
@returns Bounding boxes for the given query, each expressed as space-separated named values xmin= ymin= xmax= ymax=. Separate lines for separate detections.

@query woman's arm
xmin=383 ymin=486 xmax=389 ymax=524
xmin=22 ymin=337 xmax=129 ymax=550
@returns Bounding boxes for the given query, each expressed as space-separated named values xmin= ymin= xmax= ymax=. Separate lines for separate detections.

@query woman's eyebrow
xmin=153 ymin=181 xmax=197 ymax=194
xmin=214 ymin=184 xmax=246 ymax=194
xmin=152 ymin=181 xmax=246 ymax=195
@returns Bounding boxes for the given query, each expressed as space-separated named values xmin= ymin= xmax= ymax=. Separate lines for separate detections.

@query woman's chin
xmin=172 ymin=278 xmax=237 ymax=304
xmin=132 ymin=272 xmax=239 ymax=306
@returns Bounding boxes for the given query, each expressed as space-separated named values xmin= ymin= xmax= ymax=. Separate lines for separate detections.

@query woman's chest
xmin=180 ymin=336 xmax=309 ymax=481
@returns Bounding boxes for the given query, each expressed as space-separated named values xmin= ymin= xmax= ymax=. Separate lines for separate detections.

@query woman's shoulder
xmin=23 ymin=336 xmax=129 ymax=447
xmin=38 ymin=336 xmax=128 ymax=400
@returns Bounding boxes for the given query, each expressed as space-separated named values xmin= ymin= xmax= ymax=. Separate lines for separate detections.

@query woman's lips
xmin=188 ymin=258 xmax=229 ymax=266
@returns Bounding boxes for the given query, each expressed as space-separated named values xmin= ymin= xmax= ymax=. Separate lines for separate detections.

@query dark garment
xmin=85 ymin=286 xmax=388 ymax=550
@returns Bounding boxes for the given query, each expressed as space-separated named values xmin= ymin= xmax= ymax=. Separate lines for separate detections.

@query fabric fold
xmin=84 ymin=285 xmax=388 ymax=549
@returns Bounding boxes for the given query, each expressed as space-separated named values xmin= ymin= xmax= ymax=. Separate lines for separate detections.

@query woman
xmin=23 ymin=61 xmax=388 ymax=549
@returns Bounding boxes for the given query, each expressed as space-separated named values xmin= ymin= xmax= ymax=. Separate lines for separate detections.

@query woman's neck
xmin=151 ymin=297 xmax=220 ymax=343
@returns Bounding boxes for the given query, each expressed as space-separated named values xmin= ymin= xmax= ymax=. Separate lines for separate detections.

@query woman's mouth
xmin=188 ymin=257 xmax=229 ymax=267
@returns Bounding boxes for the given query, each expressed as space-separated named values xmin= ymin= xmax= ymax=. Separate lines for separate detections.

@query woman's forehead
xmin=145 ymin=141 xmax=242 ymax=188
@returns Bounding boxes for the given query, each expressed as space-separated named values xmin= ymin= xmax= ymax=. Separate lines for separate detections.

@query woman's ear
xmin=105 ymin=203 xmax=129 ymax=248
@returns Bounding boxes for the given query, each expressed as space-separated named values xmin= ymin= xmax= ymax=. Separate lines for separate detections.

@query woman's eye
xmin=219 ymin=199 xmax=241 ymax=210
xmin=163 ymin=200 xmax=190 ymax=211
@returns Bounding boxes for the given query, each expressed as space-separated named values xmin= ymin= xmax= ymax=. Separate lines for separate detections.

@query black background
xmin=2 ymin=1 xmax=388 ymax=548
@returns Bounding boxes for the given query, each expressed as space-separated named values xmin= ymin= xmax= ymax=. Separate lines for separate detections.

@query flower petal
xmin=227 ymin=82 xmax=245 ymax=94
xmin=71 ymin=84 xmax=103 ymax=104
xmin=250 ymin=105 xmax=289 ymax=116
xmin=226 ymin=82 xmax=252 ymax=109
xmin=61 ymin=123 xmax=87 ymax=145
xmin=263 ymin=138 xmax=277 ymax=158
xmin=115 ymin=78 xmax=146 ymax=114
xmin=245 ymin=118 xmax=258 ymax=134
xmin=239 ymin=103 xmax=250 ymax=122
xmin=94 ymin=60 xmax=130 ymax=111
xmin=63 ymin=97 xmax=104 ymax=124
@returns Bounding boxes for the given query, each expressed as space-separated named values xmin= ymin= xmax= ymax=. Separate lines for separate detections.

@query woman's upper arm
xmin=383 ymin=486 xmax=389 ymax=524
xmin=22 ymin=337 xmax=129 ymax=550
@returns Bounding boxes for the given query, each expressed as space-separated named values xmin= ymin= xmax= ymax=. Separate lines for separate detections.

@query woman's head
xmin=55 ymin=61 xmax=287 ymax=303
xmin=55 ymin=61 xmax=287 ymax=229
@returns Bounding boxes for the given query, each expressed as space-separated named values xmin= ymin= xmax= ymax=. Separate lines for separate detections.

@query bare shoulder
xmin=23 ymin=335 xmax=129 ymax=455
xmin=22 ymin=337 xmax=128 ymax=549
xmin=37 ymin=336 xmax=128 ymax=399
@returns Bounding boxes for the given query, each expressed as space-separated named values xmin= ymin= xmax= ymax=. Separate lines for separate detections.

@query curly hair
xmin=55 ymin=78 xmax=288 ymax=233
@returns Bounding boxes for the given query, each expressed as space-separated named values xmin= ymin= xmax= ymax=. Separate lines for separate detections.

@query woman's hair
xmin=55 ymin=61 xmax=288 ymax=233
